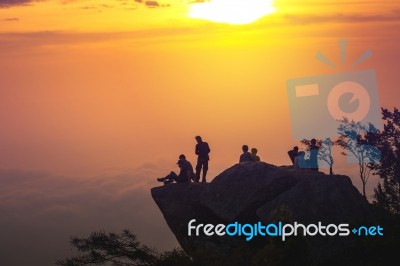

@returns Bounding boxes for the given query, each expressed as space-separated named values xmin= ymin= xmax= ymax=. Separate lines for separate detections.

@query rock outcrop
xmin=151 ymin=162 xmax=373 ymax=264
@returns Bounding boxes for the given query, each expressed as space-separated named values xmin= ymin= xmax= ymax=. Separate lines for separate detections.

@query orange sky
xmin=1 ymin=0 xmax=399 ymax=176
xmin=0 ymin=0 xmax=399 ymax=264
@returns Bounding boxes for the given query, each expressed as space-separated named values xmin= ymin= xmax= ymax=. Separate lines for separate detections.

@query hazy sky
xmin=0 ymin=0 xmax=399 ymax=265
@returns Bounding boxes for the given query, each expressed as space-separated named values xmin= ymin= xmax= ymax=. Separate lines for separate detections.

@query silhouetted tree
xmin=56 ymin=229 xmax=193 ymax=266
xmin=336 ymin=118 xmax=381 ymax=199
xmin=301 ymin=138 xmax=335 ymax=175
xmin=371 ymin=108 xmax=400 ymax=215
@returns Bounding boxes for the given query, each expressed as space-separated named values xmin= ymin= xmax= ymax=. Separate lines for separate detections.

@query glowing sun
xmin=188 ymin=0 xmax=275 ymax=25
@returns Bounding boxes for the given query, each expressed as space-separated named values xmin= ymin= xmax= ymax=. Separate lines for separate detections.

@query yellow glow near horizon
xmin=188 ymin=0 xmax=275 ymax=25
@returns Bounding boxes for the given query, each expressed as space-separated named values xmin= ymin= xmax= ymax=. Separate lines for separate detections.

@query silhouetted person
xmin=195 ymin=136 xmax=210 ymax=183
xmin=240 ymin=145 xmax=254 ymax=162
xmin=288 ymin=146 xmax=299 ymax=165
xmin=295 ymin=151 xmax=308 ymax=169
xmin=251 ymin=148 xmax=260 ymax=162
xmin=309 ymin=139 xmax=319 ymax=172
xmin=157 ymin=154 xmax=194 ymax=185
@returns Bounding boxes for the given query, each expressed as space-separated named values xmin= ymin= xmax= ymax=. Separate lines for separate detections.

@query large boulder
xmin=151 ymin=162 xmax=373 ymax=264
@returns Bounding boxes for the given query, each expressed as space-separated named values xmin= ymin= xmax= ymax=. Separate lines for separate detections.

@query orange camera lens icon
xmin=287 ymin=70 xmax=381 ymax=140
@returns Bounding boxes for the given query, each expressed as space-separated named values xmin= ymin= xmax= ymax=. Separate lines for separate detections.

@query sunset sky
xmin=0 ymin=0 xmax=399 ymax=265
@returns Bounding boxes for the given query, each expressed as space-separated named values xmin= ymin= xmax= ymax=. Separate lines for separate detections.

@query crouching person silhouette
xmin=157 ymin=154 xmax=194 ymax=185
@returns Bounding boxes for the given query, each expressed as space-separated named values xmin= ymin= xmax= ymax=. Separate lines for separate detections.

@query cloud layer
xmin=0 ymin=165 xmax=178 ymax=266
xmin=0 ymin=0 xmax=39 ymax=8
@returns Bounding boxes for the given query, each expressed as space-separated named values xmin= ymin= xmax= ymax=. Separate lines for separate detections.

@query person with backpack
xmin=288 ymin=146 xmax=299 ymax=166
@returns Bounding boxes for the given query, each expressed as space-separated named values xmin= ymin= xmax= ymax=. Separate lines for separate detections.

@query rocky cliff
xmin=151 ymin=162 xmax=374 ymax=265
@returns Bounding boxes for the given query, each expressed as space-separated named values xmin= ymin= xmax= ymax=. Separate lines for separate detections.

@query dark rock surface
xmin=151 ymin=162 xmax=373 ymax=264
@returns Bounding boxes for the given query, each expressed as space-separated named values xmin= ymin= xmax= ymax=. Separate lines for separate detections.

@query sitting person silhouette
xmin=294 ymin=151 xmax=309 ymax=169
xmin=288 ymin=146 xmax=299 ymax=165
xmin=157 ymin=154 xmax=194 ymax=185
xmin=239 ymin=145 xmax=254 ymax=163
xmin=251 ymin=148 xmax=261 ymax=162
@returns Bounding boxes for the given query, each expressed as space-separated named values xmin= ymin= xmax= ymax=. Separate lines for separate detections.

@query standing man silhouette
xmin=309 ymin=139 xmax=319 ymax=172
xmin=194 ymin=136 xmax=210 ymax=183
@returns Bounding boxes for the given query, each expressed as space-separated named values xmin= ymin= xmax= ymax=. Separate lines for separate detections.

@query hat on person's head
xmin=177 ymin=154 xmax=186 ymax=164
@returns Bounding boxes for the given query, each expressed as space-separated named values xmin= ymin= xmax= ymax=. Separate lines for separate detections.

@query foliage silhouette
xmin=56 ymin=229 xmax=193 ymax=266
xmin=336 ymin=117 xmax=381 ymax=198
xmin=369 ymin=108 xmax=400 ymax=215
